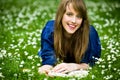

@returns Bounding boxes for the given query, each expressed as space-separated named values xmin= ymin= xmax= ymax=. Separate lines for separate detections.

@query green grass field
xmin=0 ymin=0 xmax=120 ymax=80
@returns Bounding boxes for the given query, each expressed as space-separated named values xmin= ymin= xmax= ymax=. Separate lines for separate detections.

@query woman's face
xmin=62 ymin=3 xmax=83 ymax=35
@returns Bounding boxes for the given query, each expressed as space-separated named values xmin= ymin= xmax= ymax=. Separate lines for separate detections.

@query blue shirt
xmin=38 ymin=20 xmax=101 ymax=67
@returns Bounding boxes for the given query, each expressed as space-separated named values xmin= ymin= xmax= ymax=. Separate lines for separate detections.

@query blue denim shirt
xmin=38 ymin=20 xmax=101 ymax=67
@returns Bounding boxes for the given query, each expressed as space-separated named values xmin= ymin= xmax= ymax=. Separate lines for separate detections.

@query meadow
xmin=0 ymin=0 xmax=120 ymax=80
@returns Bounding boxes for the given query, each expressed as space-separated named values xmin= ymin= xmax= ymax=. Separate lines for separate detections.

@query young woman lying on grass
xmin=38 ymin=0 xmax=101 ymax=76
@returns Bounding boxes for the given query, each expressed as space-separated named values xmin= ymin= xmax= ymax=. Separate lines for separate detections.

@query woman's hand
xmin=51 ymin=63 xmax=78 ymax=73
xmin=51 ymin=63 xmax=89 ymax=74
xmin=38 ymin=65 xmax=53 ymax=74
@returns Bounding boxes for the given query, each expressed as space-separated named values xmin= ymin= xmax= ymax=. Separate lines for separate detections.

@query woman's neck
xmin=63 ymin=31 xmax=72 ymax=39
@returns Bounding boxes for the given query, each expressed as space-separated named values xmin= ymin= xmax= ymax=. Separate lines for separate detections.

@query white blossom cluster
xmin=48 ymin=69 xmax=88 ymax=78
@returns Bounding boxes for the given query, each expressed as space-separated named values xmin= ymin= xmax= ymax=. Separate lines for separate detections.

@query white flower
xmin=15 ymin=49 xmax=19 ymax=51
xmin=16 ymin=22 xmax=23 ymax=27
xmin=32 ymin=66 xmax=35 ymax=69
xmin=8 ymin=53 xmax=12 ymax=57
xmin=22 ymin=44 xmax=27 ymax=49
xmin=17 ymin=54 xmax=20 ymax=57
xmin=115 ymin=42 xmax=119 ymax=46
xmin=0 ymin=72 xmax=5 ymax=78
xmin=37 ymin=63 xmax=41 ymax=66
xmin=103 ymin=35 xmax=108 ymax=39
xmin=24 ymin=51 xmax=28 ymax=56
xmin=98 ymin=58 xmax=104 ymax=62
xmin=0 ymin=49 xmax=7 ymax=58
xmin=44 ymin=78 xmax=48 ymax=80
xmin=33 ymin=45 xmax=36 ymax=48
xmin=108 ymin=64 xmax=111 ymax=68
xmin=101 ymin=65 xmax=105 ymax=68
xmin=113 ymin=68 xmax=117 ymax=71
xmin=107 ymin=55 xmax=111 ymax=61
xmin=28 ymin=55 xmax=33 ymax=60
xmin=21 ymin=60 xmax=25 ymax=65
xmin=28 ymin=73 xmax=33 ymax=76
xmin=0 ymin=54 xmax=3 ymax=59
xmin=96 ymin=60 xmax=101 ymax=64
xmin=23 ymin=69 xmax=31 ymax=73
xmin=101 ymin=70 xmax=105 ymax=74
xmin=34 ymin=55 xmax=39 ymax=58
xmin=92 ymin=75 xmax=95 ymax=79
xmin=19 ymin=64 xmax=23 ymax=68
xmin=14 ymin=73 xmax=17 ymax=77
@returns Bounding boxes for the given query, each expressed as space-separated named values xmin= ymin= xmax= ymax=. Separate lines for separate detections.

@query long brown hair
xmin=54 ymin=0 xmax=90 ymax=63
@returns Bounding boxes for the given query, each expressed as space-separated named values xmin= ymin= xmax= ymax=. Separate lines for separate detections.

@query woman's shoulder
xmin=42 ymin=20 xmax=55 ymax=34
xmin=90 ymin=25 xmax=97 ymax=33
xmin=89 ymin=25 xmax=99 ymax=37
xmin=45 ymin=20 xmax=55 ymax=30
xmin=46 ymin=20 xmax=54 ymax=26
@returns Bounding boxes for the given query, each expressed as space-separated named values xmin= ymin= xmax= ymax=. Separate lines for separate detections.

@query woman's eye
xmin=66 ymin=13 xmax=73 ymax=16
xmin=77 ymin=15 xmax=82 ymax=18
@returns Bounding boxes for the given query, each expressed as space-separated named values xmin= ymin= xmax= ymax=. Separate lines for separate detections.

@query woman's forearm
xmin=69 ymin=63 xmax=89 ymax=70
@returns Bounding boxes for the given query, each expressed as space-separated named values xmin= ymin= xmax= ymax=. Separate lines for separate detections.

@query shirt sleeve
xmin=38 ymin=20 xmax=57 ymax=66
xmin=81 ymin=25 xmax=101 ymax=67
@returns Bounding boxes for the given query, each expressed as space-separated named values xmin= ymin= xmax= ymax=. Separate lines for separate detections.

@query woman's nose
xmin=71 ymin=16 xmax=76 ymax=23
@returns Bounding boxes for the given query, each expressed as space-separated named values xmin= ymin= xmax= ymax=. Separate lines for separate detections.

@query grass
xmin=0 ymin=0 xmax=120 ymax=80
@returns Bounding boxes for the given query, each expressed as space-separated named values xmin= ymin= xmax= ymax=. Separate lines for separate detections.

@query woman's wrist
xmin=69 ymin=63 xmax=89 ymax=70
xmin=77 ymin=63 xmax=89 ymax=70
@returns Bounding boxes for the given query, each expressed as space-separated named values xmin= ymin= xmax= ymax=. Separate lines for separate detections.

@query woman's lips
xmin=68 ymin=24 xmax=76 ymax=30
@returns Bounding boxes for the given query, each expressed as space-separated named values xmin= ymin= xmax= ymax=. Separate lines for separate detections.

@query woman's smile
xmin=68 ymin=24 xmax=77 ymax=30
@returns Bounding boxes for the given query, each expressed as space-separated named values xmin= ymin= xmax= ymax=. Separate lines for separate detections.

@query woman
xmin=38 ymin=0 xmax=101 ymax=75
